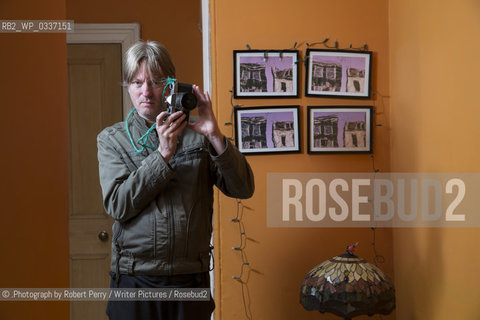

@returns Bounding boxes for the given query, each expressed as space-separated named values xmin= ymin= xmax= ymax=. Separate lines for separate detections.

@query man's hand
xmin=156 ymin=111 xmax=187 ymax=162
xmin=188 ymin=85 xmax=226 ymax=155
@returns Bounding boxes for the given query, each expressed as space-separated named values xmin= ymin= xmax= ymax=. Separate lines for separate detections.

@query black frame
xmin=234 ymin=50 xmax=300 ymax=98
xmin=307 ymin=106 xmax=373 ymax=153
xmin=305 ymin=49 xmax=372 ymax=99
xmin=234 ymin=106 xmax=301 ymax=155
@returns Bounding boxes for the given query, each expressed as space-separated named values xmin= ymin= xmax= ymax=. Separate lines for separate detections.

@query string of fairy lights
xmin=224 ymin=91 xmax=253 ymax=320
xmin=224 ymin=39 xmax=389 ymax=319
xmin=370 ymin=90 xmax=388 ymax=267
xmin=368 ymin=89 xmax=392 ymax=319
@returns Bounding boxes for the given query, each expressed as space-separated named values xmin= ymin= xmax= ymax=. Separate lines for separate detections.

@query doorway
xmin=67 ymin=43 xmax=123 ymax=320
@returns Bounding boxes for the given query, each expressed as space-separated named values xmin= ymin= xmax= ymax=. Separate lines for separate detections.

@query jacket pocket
xmin=118 ymin=203 xmax=156 ymax=258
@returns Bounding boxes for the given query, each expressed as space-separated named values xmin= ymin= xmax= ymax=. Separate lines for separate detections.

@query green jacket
xmin=97 ymin=110 xmax=254 ymax=276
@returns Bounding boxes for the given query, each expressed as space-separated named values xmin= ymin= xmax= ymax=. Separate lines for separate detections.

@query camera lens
xmin=179 ymin=92 xmax=197 ymax=110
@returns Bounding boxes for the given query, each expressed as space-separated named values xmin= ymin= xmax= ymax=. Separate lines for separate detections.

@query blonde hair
xmin=123 ymin=40 xmax=176 ymax=85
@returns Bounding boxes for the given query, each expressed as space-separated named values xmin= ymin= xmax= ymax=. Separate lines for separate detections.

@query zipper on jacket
xmin=184 ymin=208 xmax=192 ymax=257
xmin=153 ymin=212 xmax=156 ymax=260
xmin=168 ymin=198 xmax=175 ymax=275
xmin=174 ymin=147 xmax=204 ymax=159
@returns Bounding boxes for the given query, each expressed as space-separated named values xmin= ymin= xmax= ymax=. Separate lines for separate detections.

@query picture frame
xmin=234 ymin=106 xmax=301 ymax=155
xmin=307 ymin=106 xmax=373 ymax=153
xmin=233 ymin=50 xmax=300 ymax=98
xmin=305 ymin=49 xmax=372 ymax=98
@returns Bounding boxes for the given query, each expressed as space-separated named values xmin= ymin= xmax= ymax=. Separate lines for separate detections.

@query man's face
xmin=127 ymin=62 xmax=166 ymax=124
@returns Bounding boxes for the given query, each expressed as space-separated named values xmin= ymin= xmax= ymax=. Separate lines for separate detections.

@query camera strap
xmin=125 ymin=109 xmax=157 ymax=153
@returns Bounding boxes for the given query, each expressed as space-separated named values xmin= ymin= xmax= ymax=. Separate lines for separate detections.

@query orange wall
xmin=0 ymin=0 xmax=70 ymax=319
xmin=66 ymin=0 xmax=203 ymax=86
xmin=389 ymin=0 xmax=480 ymax=319
xmin=210 ymin=0 xmax=393 ymax=319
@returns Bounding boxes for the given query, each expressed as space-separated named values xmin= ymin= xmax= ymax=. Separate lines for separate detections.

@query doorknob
xmin=98 ymin=231 xmax=109 ymax=242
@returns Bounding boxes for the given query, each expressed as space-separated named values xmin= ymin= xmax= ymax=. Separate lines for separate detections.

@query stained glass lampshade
xmin=300 ymin=244 xmax=395 ymax=319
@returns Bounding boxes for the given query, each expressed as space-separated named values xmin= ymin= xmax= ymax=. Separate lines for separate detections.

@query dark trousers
xmin=106 ymin=272 xmax=215 ymax=320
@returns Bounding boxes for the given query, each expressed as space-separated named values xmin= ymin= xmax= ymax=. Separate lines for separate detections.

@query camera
xmin=165 ymin=83 xmax=197 ymax=119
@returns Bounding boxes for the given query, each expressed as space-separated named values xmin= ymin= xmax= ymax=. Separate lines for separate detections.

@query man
xmin=97 ymin=40 xmax=254 ymax=320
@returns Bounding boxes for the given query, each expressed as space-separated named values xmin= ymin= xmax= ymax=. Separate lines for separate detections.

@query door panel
xmin=68 ymin=43 xmax=123 ymax=320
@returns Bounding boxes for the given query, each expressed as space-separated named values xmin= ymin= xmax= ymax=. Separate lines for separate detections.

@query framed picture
xmin=307 ymin=106 xmax=373 ymax=153
xmin=234 ymin=106 xmax=301 ymax=155
xmin=305 ymin=49 xmax=372 ymax=98
xmin=234 ymin=50 xmax=300 ymax=98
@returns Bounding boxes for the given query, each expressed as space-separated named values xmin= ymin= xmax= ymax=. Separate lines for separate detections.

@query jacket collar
xmin=131 ymin=109 xmax=154 ymax=133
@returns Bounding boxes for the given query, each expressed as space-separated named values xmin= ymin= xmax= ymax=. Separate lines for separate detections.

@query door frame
xmin=201 ymin=0 xmax=211 ymax=94
xmin=66 ymin=23 xmax=141 ymax=120
xmin=200 ymin=0 xmax=216 ymax=312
